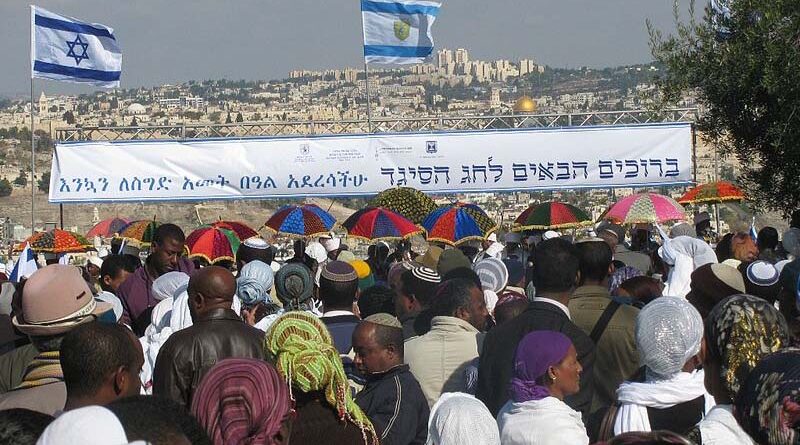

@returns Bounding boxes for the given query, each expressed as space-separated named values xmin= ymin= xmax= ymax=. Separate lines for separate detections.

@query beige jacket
xmin=0 ymin=381 xmax=66 ymax=415
xmin=404 ymin=316 xmax=484 ymax=407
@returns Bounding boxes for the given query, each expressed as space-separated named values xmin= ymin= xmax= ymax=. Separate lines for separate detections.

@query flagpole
xmin=29 ymin=50 xmax=35 ymax=235
xmin=364 ymin=61 xmax=373 ymax=133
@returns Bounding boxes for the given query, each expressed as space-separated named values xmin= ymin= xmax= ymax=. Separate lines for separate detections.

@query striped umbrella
xmin=512 ymin=202 xmax=592 ymax=231
xmin=605 ymin=193 xmax=686 ymax=224
xmin=18 ymin=229 xmax=93 ymax=254
xmin=678 ymin=181 xmax=744 ymax=205
xmin=342 ymin=207 xmax=424 ymax=242
xmin=186 ymin=226 xmax=241 ymax=264
xmin=422 ymin=202 xmax=498 ymax=246
xmin=265 ymin=204 xmax=336 ymax=238
xmin=86 ymin=217 xmax=130 ymax=238
xmin=371 ymin=187 xmax=437 ymax=224
xmin=118 ymin=220 xmax=161 ymax=246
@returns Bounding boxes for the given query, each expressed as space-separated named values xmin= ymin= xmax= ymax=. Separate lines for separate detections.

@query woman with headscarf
xmin=426 ymin=392 xmax=500 ymax=445
xmin=496 ymin=330 xmax=588 ymax=445
xmin=140 ymin=271 xmax=190 ymax=394
xmin=730 ymin=233 xmax=758 ymax=263
xmin=191 ymin=358 xmax=294 ymax=445
xmin=237 ymin=260 xmax=281 ymax=332
xmin=687 ymin=294 xmax=787 ymax=445
xmin=274 ymin=263 xmax=319 ymax=315
xmin=264 ymin=311 xmax=378 ymax=445
xmin=734 ymin=348 xmax=800 ymax=445
xmin=612 ymin=297 xmax=713 ymax=437
xmin=656 ymin=227 xmax=718 ymax=298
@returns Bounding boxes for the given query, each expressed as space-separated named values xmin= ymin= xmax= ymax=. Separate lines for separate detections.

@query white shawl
xmin=497 ymin=397 xmax=589 ymax=445
xmin=614 ymin=369 xmax=715 ymax=435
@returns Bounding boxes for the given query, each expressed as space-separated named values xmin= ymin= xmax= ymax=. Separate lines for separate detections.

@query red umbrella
xmin=341 ymin=207 xmax=423 ymax=242
xmin=209 ymin=220 xmax=258 ymax=240
xmin=87 ymin=217 xmax=130 ymax=238
xmin=678 ymin=181 xmax=744 ymax=205
xmin=185 ymin=226 xmax=241 ymax=264
xmin=18 ymin=229 xmax=93 ymax=254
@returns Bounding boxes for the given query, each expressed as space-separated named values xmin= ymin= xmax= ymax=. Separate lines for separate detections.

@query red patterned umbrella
xmin=512 ymin=202 xmax=592 ymax=231
xmin=422 ymin=202 xmax=498 ymax=246
xmin=341 ymin=207 xmax=424 ymax=242
xmin=18 ymin=229 xmax=93 ymax=254
xmin=186 ymin=226 xmax=241 ymax=264
xmin=606 ymin=193 xmax=686 ymax=224
xmin=265 ymin=204 xmax=336 ymax=238
xmin=678 ymin=181 xmax=744 ymax=205
xmin=86 ymin=217 xmax=130 ymax=238
xmin=209 ymin=220 xmax=258 ymax=240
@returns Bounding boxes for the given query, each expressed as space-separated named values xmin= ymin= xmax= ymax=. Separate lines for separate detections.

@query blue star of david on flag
xmin=31 ymin=5 xmax=122 ymax=88
xmin=65 ymin=35 xmax=90 ymax=65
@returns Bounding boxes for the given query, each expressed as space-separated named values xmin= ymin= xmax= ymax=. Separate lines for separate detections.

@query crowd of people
xmin=0 ymin=209 xmax=799 ymax=444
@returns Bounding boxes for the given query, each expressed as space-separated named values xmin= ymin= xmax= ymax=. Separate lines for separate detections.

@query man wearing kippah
xmin=395 ymin=266 xmax=441 ymax=340
xmin=318 ymin=261 xmax=362 ymax=356
xmin=353 ymin=314 xmax=429 ymax=445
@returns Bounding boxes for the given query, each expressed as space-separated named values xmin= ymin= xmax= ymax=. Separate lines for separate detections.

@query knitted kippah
xmin=321 ymin=261 xmax=358 ymax=283
xmin=364 ymin=313 xmax=402 ymax=329
xmin=747 ymin=260 xmax=779 ymax=287
xmin=243 ymin=237 xmax=269 ymax=249
xmin=411 ymin=265 xmax=441 ymax=284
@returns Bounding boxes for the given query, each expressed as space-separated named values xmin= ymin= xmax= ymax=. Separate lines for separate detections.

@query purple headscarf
xmin=510 ymin=330 xmax=573 ymax=403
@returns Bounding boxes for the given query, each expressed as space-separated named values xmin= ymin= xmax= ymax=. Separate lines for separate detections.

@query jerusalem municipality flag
xmin=361 ymin=0 xmax=442 ymax=64
xmin=30 ymin=6 xmax=122 ymax=88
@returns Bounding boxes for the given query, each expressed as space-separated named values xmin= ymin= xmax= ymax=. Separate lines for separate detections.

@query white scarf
xmin=614 ymin=370 xmax=715 ymax=434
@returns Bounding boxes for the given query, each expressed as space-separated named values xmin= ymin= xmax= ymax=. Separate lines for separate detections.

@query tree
xmin=0 ymin=179 xmax=11 ymax=197
xmin=62 ymin=111 xmax=75 ymax=124
xmin=649 ymin=0 xmax=800 ymax=215
xmin=13 ymin=171 xmax=27 ymax=187
xmin=235 ymin=112 xmax=244 ymax=123
xmin=225 ymin=112 xmax=232 ymax=124
xmin=38 ymin=171 xmax=50 ymax=193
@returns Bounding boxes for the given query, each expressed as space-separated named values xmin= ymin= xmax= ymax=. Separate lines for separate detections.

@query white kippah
xmin=243 ymin=237 xmax=269 ymax=250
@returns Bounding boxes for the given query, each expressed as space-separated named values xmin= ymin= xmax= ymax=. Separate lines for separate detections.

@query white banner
xmin=49 ymin=123 xmax=693 ymax=203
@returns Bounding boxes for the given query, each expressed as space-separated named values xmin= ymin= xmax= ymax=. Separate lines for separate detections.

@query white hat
xmin=542 ymin=230 xmax=561 ymax=240
xmin=37 ymin=405 xmax=129 ymax=445
xmin=487 ymin=233 xmax=497 ymax=243
xmin=87 ymin=256 xmax=103 ymax=269
xmin=319 ymin=236 xmax=341 ymax=253
xmin=305 ymin=242 xmax=328 ymax=263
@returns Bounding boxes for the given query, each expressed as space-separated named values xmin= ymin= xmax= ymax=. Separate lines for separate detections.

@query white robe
xmin=697 ymin=404 xmax=755 ymax=445
xmin=497 ymin=397 xmax=589 ymax=445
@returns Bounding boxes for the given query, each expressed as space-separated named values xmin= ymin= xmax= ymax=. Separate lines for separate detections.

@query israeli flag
xmin=361 ymin=0 xmax=442 ymax=64
xmin=30 ymin=6 xmax=122 ymax=88
xmin=9 ymin=243 xmax=38 ymax=283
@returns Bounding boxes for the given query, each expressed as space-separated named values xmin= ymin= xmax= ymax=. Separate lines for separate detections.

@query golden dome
xmin=513 ymin=95 xmax=537 ymax=113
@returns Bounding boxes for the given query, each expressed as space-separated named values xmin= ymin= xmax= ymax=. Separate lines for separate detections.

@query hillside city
xmin=0 ymin=47 xmax=746 ymax=242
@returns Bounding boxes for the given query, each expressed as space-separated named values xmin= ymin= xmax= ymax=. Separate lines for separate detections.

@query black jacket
xmin=153 ymin=308 xmax=265 ymax=407
xmin=355 ymin=364 xmax=429 ymax=445
xmin=476 ymin=300 xmax=596 ymax=417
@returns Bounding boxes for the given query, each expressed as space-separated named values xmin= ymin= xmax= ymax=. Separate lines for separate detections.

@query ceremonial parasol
xmin=18 ymin=229 xmax=93 ymax=254
xmin=512 ymin=202 xmax=592 ymax=231
xmin=605 ymin=193 xmax=686 ymax=224
xmin=265 ymin=204 xmax=336 ymax=238
xmin=341 ymin=207 xmax=424 ymax=242
xmin=422 ymin=202 xmax=498 ymax=246
xmin=208 ymin=220 xmax=258 ymax=241
xmin=371 ymin=187 xmax=437 ymax=225
xmin=118 ymin=219 xmax=161 ymax=246
xmin=86 ymin=217 xmax=130 ymax=238
xmin=677 ymin=181 xmax=744 ymax=205
xmin=185 ymin=226 xmax=241 ymax=264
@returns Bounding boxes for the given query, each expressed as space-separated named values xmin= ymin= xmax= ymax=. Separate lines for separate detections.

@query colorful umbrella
xmin=86 ymin=217 xmax=130 ymax=238
xmin=185 ymin=226 xmax=241 ymax=264
xmin=209 ymin=220 xmax=258 ymax=241
xmin=371 ymin=187 xmax=437 ymax=224
xmin=341 ymin=207 xmax=424 ymax=242
xmin=18 ymin=229 xmax=93 ymax=254
xmin=605 ymin=193 xmax=686 ymax=224
xmin=118 ymin=220 xmax=161 ymax=245
xmin=422 ymin=202 xmax=498 ymax=246
xmin=265 ymin=204 xmax=336 ymax=238
xmin=678 ymin=181 xmax=745 ymax=205
xmin=512 ymin=202 xmax=592 ymax=231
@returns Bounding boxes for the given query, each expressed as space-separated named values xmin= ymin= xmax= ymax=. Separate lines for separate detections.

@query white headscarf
xmin=636 ymin=296 xmax=704 ymax=381
xmin=151 ymin=271 xmax=190 ymax=301
xmin=658 ymin=229 xmax=717 ymax=298
xmin=36 ymin=405 xmax=128 ymax=445
xmin=236 ymin=260 xmax=274 ymax=306
xmin=426 ymin=393 xmax=500 ymax=445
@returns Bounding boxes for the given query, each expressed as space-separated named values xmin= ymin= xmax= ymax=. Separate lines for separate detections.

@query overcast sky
xmin=0 ymin=1 xmax=694 ymax=96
